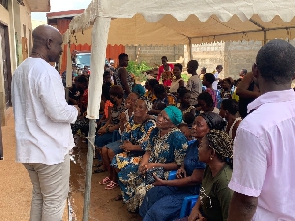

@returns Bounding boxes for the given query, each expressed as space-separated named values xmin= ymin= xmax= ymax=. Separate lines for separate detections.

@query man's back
xmin=12 ymin=57 xmax=77 ymax=165
xmin=229 ymin=89 xmax=295 ymax=220
xmin=186 ymin=75 xmax=202 ymax=105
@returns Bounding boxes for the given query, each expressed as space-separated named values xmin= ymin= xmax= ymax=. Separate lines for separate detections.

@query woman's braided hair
xmin=206 ymin=129 xmax=233 ymax=167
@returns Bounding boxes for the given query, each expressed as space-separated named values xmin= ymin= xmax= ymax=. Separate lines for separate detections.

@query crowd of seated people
xmin=66 ymin=52 xmax=265 ymax=221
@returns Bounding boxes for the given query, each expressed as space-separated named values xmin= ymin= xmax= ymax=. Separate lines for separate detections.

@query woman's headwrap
xmin=164 ymin=106 xmax=183 ymax=126
xmin=206 ymin=129 xmax=233 ymax=166
xmin=200 ymin=112 xmax=225 ymax=130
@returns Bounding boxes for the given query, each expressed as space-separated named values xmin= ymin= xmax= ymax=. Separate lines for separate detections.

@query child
xmin=178 ymin=123 xmax=192 ymax=141
xmin=202 ymin=73 xmax=217 ymax=107
xmin=220 ymin=78 xmax=233 ymax=99
xmin=161 ymin=63 xmax=173 ymax=87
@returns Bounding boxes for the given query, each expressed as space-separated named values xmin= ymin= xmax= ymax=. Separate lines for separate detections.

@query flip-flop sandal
xmin=93 ymin=168 xmax=106 ymax=174
xmin=99 ymin=177 xmax=111 ymax=185
xmin=93 ymin=163 xmax=102 ymax=167
xmin=105 ymin=181 xmax=118 ymax=190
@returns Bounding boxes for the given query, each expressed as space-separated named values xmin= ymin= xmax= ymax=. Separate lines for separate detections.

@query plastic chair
xmin=179 ymin=195 xmax=199 ymax=218
xmin=168 ymin=170 xmax=177 ymax=180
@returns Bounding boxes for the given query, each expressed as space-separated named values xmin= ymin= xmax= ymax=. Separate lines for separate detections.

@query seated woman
xmin=127 ymin=106 xmax=187 ymax=212
xmin=97 ymin=92 xmax=139 ymax=177
xmin=143 ymin=79 xmax=159 ymax=111
xmin=71 ymin=75 xmax=89 ymax=135
xmin=94 ymin=85 xmax=126 ymax=160
xmin=96 ymin=82 xmax=113 ymax=130
xmin=177 ymin=87 xmax=196 ymax=117
xmin=197 ymin=92 xmax=219 ymax=114
xmin=217 ymin=77 xmax=233 ymax=108
xmin=219 ymin=99 xmax=242 ymax=139
xmin=100 ymin=98 xmax=156 ymax=188
xmin=186 ymin=130 xmax=233 ymax=221
xmin=140 ymin=112 xmax=225 ymax=221
xmin=148 ymin=84 xmax=177 ymax=116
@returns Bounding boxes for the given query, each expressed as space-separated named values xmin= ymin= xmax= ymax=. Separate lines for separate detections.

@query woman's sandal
xmin=93 ymin=162 xmax=102 ymax=167
xmin=93 ymin=167 xmax=106 ymax=174
xmin=105 ymin=181 xmax=118 ymax=190
xmin=99 ymin=177 xmax=111 ymax=185
xmin=114 ymin=194 xmax=123 ymax=201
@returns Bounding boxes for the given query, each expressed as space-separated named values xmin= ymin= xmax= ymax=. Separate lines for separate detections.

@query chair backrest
xmin=179 ymin=195 xmax=199 ymax=218
xmin=168 ymin=170 xmax=177 ymax=180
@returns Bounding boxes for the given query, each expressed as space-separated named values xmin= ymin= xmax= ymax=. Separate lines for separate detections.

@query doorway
xmin=0 ymin=24 xmax=12 ymax=109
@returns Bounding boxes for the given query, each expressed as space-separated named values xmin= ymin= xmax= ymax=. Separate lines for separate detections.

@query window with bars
xmin=0 ymin=0 xmax=8 ymax=9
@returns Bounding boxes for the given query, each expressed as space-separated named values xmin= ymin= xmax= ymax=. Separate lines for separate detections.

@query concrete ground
xmin=0 ymin=111 xmax=68 ymax=221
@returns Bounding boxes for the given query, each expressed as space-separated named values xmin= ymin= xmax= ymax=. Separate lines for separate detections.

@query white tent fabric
xmin=65 ymin=0 xmax=295 ymax=119
xmin=70 ymin=14 xmax=295 ymax=45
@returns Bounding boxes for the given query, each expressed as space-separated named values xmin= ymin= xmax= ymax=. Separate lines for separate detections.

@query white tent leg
xmin=65 ymin=33 xmax=73 ymax=102
xmin=83 ymin=16 xmax=111 ymax=221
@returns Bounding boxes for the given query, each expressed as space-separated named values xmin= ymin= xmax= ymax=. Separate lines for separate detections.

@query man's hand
xmin=73 ymin=105 xmax=81 ymax=116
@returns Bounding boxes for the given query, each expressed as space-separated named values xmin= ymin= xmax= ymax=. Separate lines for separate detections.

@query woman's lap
xmin=106 ymin=140 xmax=124 ymax=155
xmin=94 ymin=132 xmax=113 ymax=147
xmin=139 ymin=186 xmax=178 ymax=217
xmin=142 ymin=191 xmax=191 ymax=221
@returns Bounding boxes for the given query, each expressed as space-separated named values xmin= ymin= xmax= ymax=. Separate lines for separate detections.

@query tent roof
xmin=67 ymin=0 xmax=295 ymax=45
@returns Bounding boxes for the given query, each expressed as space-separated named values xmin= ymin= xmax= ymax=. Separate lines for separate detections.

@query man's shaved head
xmin=256 ymin=39 xmax=295 ymax=84
xmin=31 ymin=25 xmax=63 ymax=63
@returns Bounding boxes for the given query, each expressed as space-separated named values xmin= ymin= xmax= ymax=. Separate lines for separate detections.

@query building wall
xmin=191 ymin=41 xmax=263 ymax=80
xmin=0 ymin=5 xmax=10 ymax=125
xmin=125 ymin=45 xmax=184 ymax=67
xmin=191 ymin=42 xmax=226 ymax=78
xmin=17 ymin=0 xmax=33 ymax=63
xmin=0 ymin=0 xmax=34 ymax=125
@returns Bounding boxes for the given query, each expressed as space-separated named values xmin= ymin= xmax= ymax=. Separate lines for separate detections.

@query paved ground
xmin=0 ymin=112 xmax=68 ymax=221
xmin=0 ymin=111 xmax=141 ymax=221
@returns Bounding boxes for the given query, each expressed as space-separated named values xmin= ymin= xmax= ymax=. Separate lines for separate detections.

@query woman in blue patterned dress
xmin=139 ymin=112 xmax=226 ymax=221
xmin=111 ymin=99 xmax=156 ymax=193
xmin=123 ymin=106 xmax=188 ymax=212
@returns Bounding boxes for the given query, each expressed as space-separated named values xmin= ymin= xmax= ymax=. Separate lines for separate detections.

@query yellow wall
xmin=0 ymin=0 xmax=34 ymax=125
xmin=0 ymin=5 xmax=9 ymax=25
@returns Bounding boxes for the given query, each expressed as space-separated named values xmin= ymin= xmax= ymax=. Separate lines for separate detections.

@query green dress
xmin=200 ymin=164 xmax=233 ymax=221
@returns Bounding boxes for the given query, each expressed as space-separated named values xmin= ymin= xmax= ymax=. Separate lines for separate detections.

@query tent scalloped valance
xmin=69 ymin=0 xmax=295 ymax=33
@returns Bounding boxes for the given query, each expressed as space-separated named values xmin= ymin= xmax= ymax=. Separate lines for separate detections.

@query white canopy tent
xmin=65 ymin=0 xmax=295 ymax=119
xmin=70 ymin=14 xmax=295 ymax=46
xmin=64 ymin=1 xmax=295 ymax=220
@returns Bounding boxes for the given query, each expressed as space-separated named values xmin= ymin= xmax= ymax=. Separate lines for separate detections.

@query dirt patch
xmin=69 ymin=137 xmax=142 ymax=221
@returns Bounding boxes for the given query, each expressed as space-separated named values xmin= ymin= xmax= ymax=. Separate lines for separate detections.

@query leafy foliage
xmin=127 ymin=60 xmax=152 ymax=82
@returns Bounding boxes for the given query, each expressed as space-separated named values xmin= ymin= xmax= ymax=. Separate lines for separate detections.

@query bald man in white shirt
xmin=11 ymin=25 xmax=79 ymax=221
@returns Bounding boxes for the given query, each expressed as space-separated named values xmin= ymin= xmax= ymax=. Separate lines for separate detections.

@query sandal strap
xmin=105 ymin=181 xmax=118 ymax=190
xmin=102 ymin=177 xmax=111 ymax=184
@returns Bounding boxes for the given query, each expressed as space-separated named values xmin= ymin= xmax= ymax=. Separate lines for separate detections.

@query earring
xmin=210 ymin=157 xmax=213 ymax=160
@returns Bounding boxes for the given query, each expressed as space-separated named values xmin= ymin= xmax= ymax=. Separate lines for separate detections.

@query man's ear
xmin=252 ymin=63 xmax=259 ymax=79
xmin=46 ymin=38 xmax=53 ymax=49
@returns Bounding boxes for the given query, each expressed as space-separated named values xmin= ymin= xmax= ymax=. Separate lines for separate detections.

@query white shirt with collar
xmin=12 ymin=58 xmax=78 ymax=165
